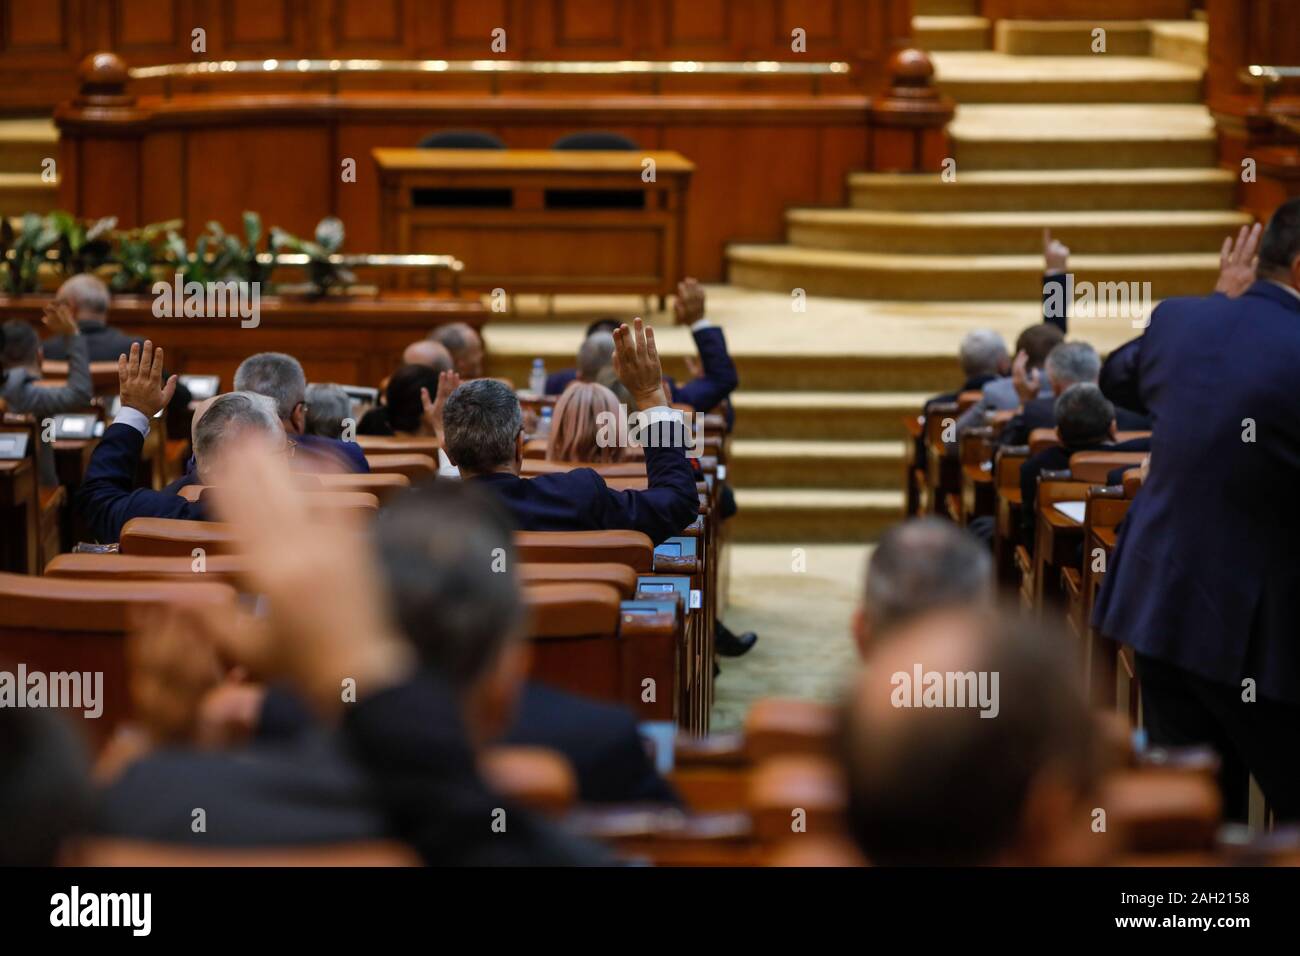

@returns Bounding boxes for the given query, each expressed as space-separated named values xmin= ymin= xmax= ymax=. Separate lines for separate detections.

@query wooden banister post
xmin=865 ymin=48 xmax=955 ymax=174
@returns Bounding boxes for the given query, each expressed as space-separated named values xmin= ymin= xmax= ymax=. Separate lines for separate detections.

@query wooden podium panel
xmin=376 ymin=148 xmax=693 ymax=296
xmin=0 ymin=293 xmax=485 ymax=390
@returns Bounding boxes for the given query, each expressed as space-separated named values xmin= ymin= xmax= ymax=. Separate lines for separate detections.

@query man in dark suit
xmin=40 ymin=274 xmax=139 ymax=364
xmin=443 ymin=318 xmax=699 ymax=547
xmin=1093 ymin=212 xmax=1300 ymax=821
xmin=544 ymin=280 xmax=739 ymax=421
xmin=1019 ymin=383 xmax=1149 ymax=547
xmin=77 ymin=341 xmax=287 ymax=543
xmin=234 ymin=352 xmax=368 ymax=474
xmin=1000 ymin=341 xmax=1150 ymax=448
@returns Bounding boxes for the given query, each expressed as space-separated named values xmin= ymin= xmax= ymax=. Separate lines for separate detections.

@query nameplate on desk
xmin=1052 ymin=501 xmax=1086 ymax=524
xmin=53 ymin=414 xmax=98 ymax=440
xmin=0 ymin=432 xmax=29 ymax=460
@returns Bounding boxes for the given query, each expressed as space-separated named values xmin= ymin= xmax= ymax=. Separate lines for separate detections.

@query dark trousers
xmin=1136 ymin=653 xmax=1300 ymax=823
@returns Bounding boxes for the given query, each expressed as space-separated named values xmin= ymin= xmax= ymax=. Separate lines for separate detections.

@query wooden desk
xmin=375 ymin=149 xmax=693 ymax=298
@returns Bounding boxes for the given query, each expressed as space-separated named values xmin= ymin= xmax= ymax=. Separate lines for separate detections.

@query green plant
xmin=270 ymin=216 xmax=355 ymax=295
xmin=47 ymin=210 xmax=118 ymax=277
xmin=109 ymin=219 xmax=181 ymax=294
xmin=1 ymin=212 xmax=59 ymax=293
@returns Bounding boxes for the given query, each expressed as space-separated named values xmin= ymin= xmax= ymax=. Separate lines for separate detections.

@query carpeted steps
xmin=0 ymin=119 xmax=58 ymax=217
xmin=719 ymin=6 xmax=1219 ymax=542
xmin=914 ymin=15 xmax=991 ymax=52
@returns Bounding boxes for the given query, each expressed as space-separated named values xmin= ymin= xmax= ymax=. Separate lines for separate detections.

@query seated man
xmin=855 ymin=517 xmax=994 ymax=657
xmin=1000 ymin=341 xmax=1150 ymax=447
xmin=951 ymin=322 xmax=1064 ymax=445
xmin=431 ymin=322 xmax=485 ymax=379
xmin=234 ymin=352 xmax=368 ymax=474
xmin=442 ymin=319 xmax=698 ymax=546
xmin=840 ymin=610 xmax=1103 ymax=865
xmin=1019 ymin=382 xmax=1149 ymax=547
xmin=303 ymin=383 xmax=353 ymax=440
xmin=1 ymin=304 xmax=91 ymax=485
xmin=357 ymin=363 xmax=442 ymax=438
xmin=40 ymin=274 xmax=138 ymax=363
xmin=401 ymin=338 xmax=454 ymax=373
xmin=77 ymin=341 xmax=287 ymax=543
xmin=545 ymin=319 xmax=620 ymax=395
xmin=915 ymin=328 xmax=1007 ymax=469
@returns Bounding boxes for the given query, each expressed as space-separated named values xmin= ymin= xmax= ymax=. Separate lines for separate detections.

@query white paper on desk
xmin=1053 ymin=501 xmax=1086 ymax=524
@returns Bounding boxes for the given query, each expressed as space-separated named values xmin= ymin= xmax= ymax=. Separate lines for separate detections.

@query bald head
xmin=403 ymin=339 xmax=454 ymax=373
xmin=55 ymin=274 xmax=109 ymax=324
xmin=431 ymin=323 xmax=484 ymax=379
xmin=841 ymin=612 xmax=1099 ymax=865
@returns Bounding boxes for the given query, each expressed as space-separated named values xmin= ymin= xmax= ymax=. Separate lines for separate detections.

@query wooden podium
xmin=375 ymin=149 xmax=693 ymax=298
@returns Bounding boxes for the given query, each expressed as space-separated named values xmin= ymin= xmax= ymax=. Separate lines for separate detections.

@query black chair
xmin=414 ymin=129 xmax=511 ymax=208
xmin=547 ymin=131 xmax=644 ymax=210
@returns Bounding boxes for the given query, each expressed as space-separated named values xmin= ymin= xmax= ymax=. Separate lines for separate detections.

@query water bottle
xmin=537 ymin=406 xmax=553 ymax=439
xmin=529 ymin=357 xmax=547 ymax=396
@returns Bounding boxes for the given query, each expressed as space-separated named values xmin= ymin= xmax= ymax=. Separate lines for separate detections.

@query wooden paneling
xmin=2 ymin=0 xmax=906 ymax=109
xmin=60 ymin=94 xmax=870 ymax=280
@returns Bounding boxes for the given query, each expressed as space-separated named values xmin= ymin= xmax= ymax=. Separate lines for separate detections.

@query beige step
xmin=994 ymin=20 xmax=1152 ymax=57
xmin=848 ymin=168 xmax=1237 ymax=213
xmin=731 ymin=391 xmax=930 ymax=441
xmin=786 ymin=209 xmax=1251 ymax=256
xmin=729 ymin=439 xmax=902 ymax=489
xmin=0 ymin=119 xmax=58 ymax=175
xmin=0 ymin=173 xmax=58 ymax=217
xmin=1150 ymin=20 xmax=1208 ymax=69
xmin=731 ymin=355 xmax=959 ymax=393
xmin=731 ymin=489 xmax=904 ymax=543
xmin=914 ymin=15 xmax=990 ymax=52
xmin=932 ymin=52 xmax=1201 ymax=104
xmin=915 ymin=0 xmax=977 ymax=15
xmin=950 ymin=104 xmax=1216 ymax=170
xmin=727 ymin=245 xmax=1220 ymax=301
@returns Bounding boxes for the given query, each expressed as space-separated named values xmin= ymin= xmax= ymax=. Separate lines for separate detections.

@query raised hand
xmin=420 ymin=368 xmax=461 ymax=441
xmin=118 ymin=340 xmax=178 ymax=418
xmin=42 ymin=299 xmax=79 ymax=338
xmin=1012 ymin=350 xmax=1041 ymax=404
xmin=127 ymin=603 xmax=231 ymax=746
xmin=207 ymin=443 xmax=414 ymax=715
xmin=612 ymin=317 xmax=668 ymax=411
xmin=1043 ymin=228 xmax=1070 ymax=274
xmin=1215 ymin=222 xmax=1262 ymax=298
xmin=673 ymin=277 xmax=706 ymax=326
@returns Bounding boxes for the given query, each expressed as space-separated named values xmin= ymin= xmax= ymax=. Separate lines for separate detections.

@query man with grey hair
xmin=1000 ymin=340 xmax=1150 ymax=448
xmin=854 ymin=517 xmax=994 ymax=657
xmin=958 ymin=329 xmax=1009 ymax=384
xmin=576 ymin=330 xmax=616 ymax=384
xmin=234 ymin=351 xmax=367 ymax=473
xmin=430 ymin=322 xmax=484 ymax=379
xmin=41 ymin=274 xmax=139 ymax=364
xmin=442 ymin=318 xmax=698 ymax=546
xmin=1 ymin=303 xmax=91 ymax=486
xmin=79 ymin=341 xmax=287 ymax=542
xmin=304 ymin=383 xmax=354 ymax=440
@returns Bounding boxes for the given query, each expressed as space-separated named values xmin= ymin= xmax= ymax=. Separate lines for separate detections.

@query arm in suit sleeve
xmin=77 ymin=416 xmax=199 ymax=543
xmin=14 ymin=334 xmax=92 ymax=417
xmin=1042 ymin=273 xmax=1068 ymax=334
xmin=591 ymin=414 xmax=699 ymax=545
xmin=341 ymin=676 xmax=606 ymax=865
xmin=1099 ymin=336 xmax=1144 ymax=414
xmin=670 ymin=324 xmax=738 ymax=413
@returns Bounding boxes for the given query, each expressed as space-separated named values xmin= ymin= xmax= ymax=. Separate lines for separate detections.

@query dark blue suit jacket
xmin=78 ymin=422 xmax=203 ymax=543
xmin=1093 ymin=282 xmax=1300 ymax=704
xmin=472 ymin=419 xmax=698 ymax=546
xmin=545 ymin=326 xmax=739 ymax=416
xmin=1000 ymin=396 xmax=1151 ymax=448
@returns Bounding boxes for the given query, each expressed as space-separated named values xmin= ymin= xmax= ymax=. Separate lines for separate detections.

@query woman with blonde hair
xmin=546 ymin=380 xmax=638 ymax=463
